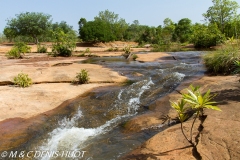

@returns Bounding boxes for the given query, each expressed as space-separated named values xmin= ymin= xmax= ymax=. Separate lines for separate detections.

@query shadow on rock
xmin=212 ymin=89 xmax=240 ymax=105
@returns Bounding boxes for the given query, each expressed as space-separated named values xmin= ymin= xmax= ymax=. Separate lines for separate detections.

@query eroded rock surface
xmin=122 ymin=76 xmax=240 ymax=160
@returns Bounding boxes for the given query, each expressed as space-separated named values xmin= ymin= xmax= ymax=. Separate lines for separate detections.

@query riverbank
xmin=122 ymin=75 xmax=240 ymax=160
xmin=0 ymin=43 xmax=169 ymax=152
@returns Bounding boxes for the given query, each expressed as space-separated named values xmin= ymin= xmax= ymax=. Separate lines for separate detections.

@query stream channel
xmin=23 ymin=51 xmax=205 ymax=160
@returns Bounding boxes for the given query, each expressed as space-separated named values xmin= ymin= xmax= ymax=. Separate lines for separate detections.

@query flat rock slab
xmin=0 ymin=83 xmax=114 ymax=121
xmin=0 ymin=56 xmax=126 ymax=83
xmin=136 ymin=52 xmax=171 ymax=62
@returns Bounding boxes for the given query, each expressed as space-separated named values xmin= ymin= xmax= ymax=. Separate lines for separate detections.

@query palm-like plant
xmin=170 ymin=85 xmax=221 ymax=146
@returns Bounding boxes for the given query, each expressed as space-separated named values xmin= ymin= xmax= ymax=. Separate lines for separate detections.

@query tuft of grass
xmin=203 ymin=43 xmax=240 ymax=75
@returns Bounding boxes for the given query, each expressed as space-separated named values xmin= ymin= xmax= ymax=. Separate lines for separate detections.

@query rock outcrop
xmin=122 ymin=76 xmax=240 ymax=160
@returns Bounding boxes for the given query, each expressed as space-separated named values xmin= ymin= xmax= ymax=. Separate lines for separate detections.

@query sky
xmin=0 ymin=0 xmax=240 ymax=33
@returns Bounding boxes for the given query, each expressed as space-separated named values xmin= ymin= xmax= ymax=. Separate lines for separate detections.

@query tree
xmin=191 ymin=23 xmax=225 ymax=48
xmin=175 ymin=18 xmax=193 ymax=43
xmin=224 ymin=14 xmax=240 ymax=38
xmin=203 ymin=0 xmax=239 ymax=34
xmin=79 ymin=20 xmax=113 ymax=42
xmin=78 ymin=18 xmax=87 ymax=39
xmin=125 ymin=20 xmax=142 ymax=41
xmin=5 ymin=12 xmax=52 ymax=43
xmin=94 ymin=10 xmax=120 ymax=25
xmin=3 ymin=27 xmax=17 ymax=42
xmin=137 ymin=26 xmax=158 ymax=44
xmin=52 ymin=21 xmax=74 ymax=34
xmin=94 ymin=10 xmax=127 ymax=41
xmin=78 ymin=10 xmax=128 ymax=42
xmin=162 ymin=18 xmax=176 ymax=43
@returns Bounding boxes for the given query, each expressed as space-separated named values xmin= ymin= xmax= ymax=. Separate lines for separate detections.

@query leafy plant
xmin=123 ymin=45 xmax=131 ymax=54
xmin=122 ymin=45 xmax=132 ymax=58
xmin=14 ymin=42 xmax=31 ymax=53
xmin=7 ymin=48 xmax=22 ymax=59
xmin=74 ymin=69 xmax=90 ymax=84
xmin=84 ymin=48 xmax=90 ymax=53
xmin=37 ymin=44 xmax=47 ymax=53
xmin=132 ymin=54 xmax=138 ymax=61
xmin=170 ymin=85 xmax=221 ymax=146
xmin=13 ymin=73 xmax=32 ymax=87
xmin=6 ymin=42 xmax=31 ymax=59
xmin=52 ymin=44 xmax=72 ymax=57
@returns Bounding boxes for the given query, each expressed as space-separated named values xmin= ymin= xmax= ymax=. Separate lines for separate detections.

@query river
xmin=21 ymin=51 xmax=205 ymax=160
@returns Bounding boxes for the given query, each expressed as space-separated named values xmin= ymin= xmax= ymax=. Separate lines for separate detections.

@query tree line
xmin=3 ymin=0 xmax=240 ymax=48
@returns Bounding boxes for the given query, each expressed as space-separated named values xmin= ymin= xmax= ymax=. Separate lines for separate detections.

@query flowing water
xmin=25 ymin=52 xmax=205 ymax=160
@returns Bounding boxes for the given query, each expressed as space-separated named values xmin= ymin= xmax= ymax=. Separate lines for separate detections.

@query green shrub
xmin=122 ymin=45 xmax=132 ymax=58
xmin=132 ymin=54 xmax=138 ymax=61
xmin=123 ymin=45 xmax=131 ymax=54
xmin=84 ymin=48 xmax=90 ymax=53
xmin=52 ymin=44 xmax=72 ymax=57
xmin=203 ymin=44 xmax=240 ymax=74
xmin=74 ymin=69 xmax=90 ymax=84
xmin=170 ymin=85 xmax=221 ymax=146
xmin=191 ymin=23 xmax=225 ymax=48
xmin=51 ymin=28 xmax=76 ymax=57
xmin=7 ymin=48 xmax=22 ymax=59
xmin=37 ymin=44 xmax=47 ymax=53
xmin=14 ymin=42 xmax=31 ymax=53
xmin=6 ymin=42 xmax=31 ymax=59
xmin=13 ymin=73 xmax=32 ymax=87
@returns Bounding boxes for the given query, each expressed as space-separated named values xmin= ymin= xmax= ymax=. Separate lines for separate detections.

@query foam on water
xmin=127 ymin=78 xmax=154 ymax=114
xmin=173 ymin=72 xmax=185 ymax=81
xmin=39 ymin=108 xmax=129 ymax=160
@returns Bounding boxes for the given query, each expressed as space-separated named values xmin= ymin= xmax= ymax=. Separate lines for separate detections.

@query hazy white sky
xmin=0 ymin=0 xmax=240 ymax=33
